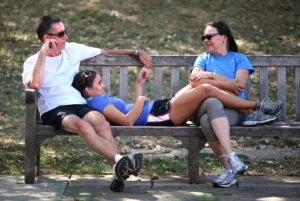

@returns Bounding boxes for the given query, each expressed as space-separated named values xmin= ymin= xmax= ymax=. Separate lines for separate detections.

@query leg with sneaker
xmin=63 ymin=111 xmax=143 ymax=192
xmin=242 ymin=97 xmax=282 ymax=126
xmin=110 ymin=153 xmax=143 ymax=192
xmin=191 ymin=98 xmax=247 ymax=188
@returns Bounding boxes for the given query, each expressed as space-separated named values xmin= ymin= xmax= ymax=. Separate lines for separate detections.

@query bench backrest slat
xmin=245 ymin=79 xmax=251 ymax=100
xmin=102 ymin=67 xmax=111 ymax=95
xmin=259 ymin=67 xmax=268 ymax=100
xmin=120 ymin=66 xmax=128 ymax=101
xmin=171 ymin=67 xmax=180 ymax=96
xmin=154 ymin=67 xmax=163 ymax=100
xmin=296 ymin=67 xmax=300 ymax=121
xmin=277 ymin=67 xmax=286 ymax=121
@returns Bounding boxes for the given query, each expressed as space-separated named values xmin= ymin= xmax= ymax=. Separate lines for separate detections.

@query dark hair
xmin=206 ymin=21 xmax=238 ymax=52
xmin=72 ymin=70 xmax=97 ymax=98
xmin=36 ymin=16 xmax=61 ymax=42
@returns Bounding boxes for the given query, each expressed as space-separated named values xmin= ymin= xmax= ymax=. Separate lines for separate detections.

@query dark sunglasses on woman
xmin=201 ymin=33 xmax=219 ymax=41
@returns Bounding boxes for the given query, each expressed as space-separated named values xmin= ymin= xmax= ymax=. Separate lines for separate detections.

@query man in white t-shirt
xmin=22 ymin=16 xmax=152 ymax=192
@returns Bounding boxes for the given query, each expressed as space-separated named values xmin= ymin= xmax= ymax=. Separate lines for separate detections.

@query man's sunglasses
xmin=46 ymin=30 xmax=67 ymax=38
xmin=201 ymin=33 xmax=219 ymax=41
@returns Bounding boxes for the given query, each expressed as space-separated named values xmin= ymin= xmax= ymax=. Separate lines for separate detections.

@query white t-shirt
xmin=22 ymin=42 xmax=101 ymax=115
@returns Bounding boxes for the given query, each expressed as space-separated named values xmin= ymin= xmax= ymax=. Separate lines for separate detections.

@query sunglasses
xmin=46 ymin=30 xmax=67 ymax=38
xmin=83 ymin=70 xmax=93 ymax=78
xmin=201 ymin=33 xmax=219 ymax=41
xmin=83 ymin=70 xmax=95 ymax=87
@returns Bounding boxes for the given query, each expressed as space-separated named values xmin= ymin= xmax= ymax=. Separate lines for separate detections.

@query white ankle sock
xmin=114 ymin=154 xmax=123 ymax=163
xmin=228 ymin=152 xmax=236 ymax=157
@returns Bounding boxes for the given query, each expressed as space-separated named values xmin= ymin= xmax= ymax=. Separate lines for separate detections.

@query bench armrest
xmin=25 ymin=88 xmax=38 ymax=104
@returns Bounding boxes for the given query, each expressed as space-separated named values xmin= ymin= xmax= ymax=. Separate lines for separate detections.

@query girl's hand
xmin=136 ymin=67 xmax=149 ymax=85
xmin=137 ymin=95 xmax=150 ymax=102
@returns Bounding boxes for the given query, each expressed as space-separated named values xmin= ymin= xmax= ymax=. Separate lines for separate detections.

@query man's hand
xmin=137 ymin=50 xmax=152 ymax=68
xmin=41 ymin=39 xmax=58 ymax=53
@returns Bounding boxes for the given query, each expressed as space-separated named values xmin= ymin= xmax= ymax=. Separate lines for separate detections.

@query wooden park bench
xmin=25 ymin=45 xmax=300 ymax=184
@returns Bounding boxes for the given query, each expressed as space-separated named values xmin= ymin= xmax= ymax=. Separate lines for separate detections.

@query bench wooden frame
xmin=25 ymin=45 xmax=300 ymax=184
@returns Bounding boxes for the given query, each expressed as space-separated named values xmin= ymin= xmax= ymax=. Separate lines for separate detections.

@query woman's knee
xmin=203 ymin=98 xmax=224 ymax=110
xmin=196 ymin=84 xmax=218 ymax=97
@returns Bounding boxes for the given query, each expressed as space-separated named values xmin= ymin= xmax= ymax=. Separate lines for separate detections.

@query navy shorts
xmin=146 ymin=99 xmax=175 ymax=126
xmin=41 ymin=104 xmax=96 ymax=129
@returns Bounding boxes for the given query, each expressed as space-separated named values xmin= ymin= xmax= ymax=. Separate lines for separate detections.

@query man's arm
xmin=27 ymin=39 xmax=57 ymax=89
xmin=101 ymin=49 xmax=152 ymax=68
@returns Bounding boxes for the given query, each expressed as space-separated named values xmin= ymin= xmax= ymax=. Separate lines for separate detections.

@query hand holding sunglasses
xmin=201 ymin=33 xmax=219 ymax=41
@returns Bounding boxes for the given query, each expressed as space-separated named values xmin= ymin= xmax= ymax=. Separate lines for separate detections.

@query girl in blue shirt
xmin=72 ymin=67 xmax=264 ymax=128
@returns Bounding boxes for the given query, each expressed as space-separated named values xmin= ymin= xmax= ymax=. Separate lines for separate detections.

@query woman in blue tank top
xmin=72 ymin=67 xmax=278 ymax=129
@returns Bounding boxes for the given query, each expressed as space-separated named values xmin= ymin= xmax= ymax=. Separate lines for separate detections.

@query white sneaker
xmin=227 ymin=152 xmax=248 ymax=175
xmin=213 ymin=168 xmax=237 ymax=188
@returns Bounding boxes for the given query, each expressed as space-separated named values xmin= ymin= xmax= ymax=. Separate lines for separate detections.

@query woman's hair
xmin=72 ymin=70 xmax=97 ymax=98
xmin=206 ymin=21 xmax=238 ymax=52
xmin=36 ymin=16 xmax=61 ymax=42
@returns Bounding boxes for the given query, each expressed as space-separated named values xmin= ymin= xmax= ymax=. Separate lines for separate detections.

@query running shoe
xmin=257 ymin=97 xmax=282 ymax=115
xmin=242 ymin=110 xmax=277 ymax=126
xmin=213 ymin=168 xmax=237 ymax=188
xmin=227 ymin=152 xmax=248 ymax=175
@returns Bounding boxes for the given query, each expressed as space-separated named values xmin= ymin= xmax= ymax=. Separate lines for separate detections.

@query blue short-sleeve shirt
xmin=191 ymin=51 xmax=254 ymax=98
xmin=87 ymin=96 xmax=154 ymax=125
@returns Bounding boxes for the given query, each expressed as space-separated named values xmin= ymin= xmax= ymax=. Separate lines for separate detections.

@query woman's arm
xmin=190 ymin=67 xmax=249 ymax=93
xmin=102 ymin=96 xmax=149 ymax=126
xmin=133 ymin=67 xmax=149 ymax=102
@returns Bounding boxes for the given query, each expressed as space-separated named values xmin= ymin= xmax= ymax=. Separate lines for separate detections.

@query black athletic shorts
xmin=146 ymin=99 xmax=175 ymax=126
xmin=41 ymin=104 xmax=96 ymax=129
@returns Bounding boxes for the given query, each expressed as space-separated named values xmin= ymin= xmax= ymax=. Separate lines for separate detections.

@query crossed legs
xmin=170 ymin=83 xmax=257 ymax=125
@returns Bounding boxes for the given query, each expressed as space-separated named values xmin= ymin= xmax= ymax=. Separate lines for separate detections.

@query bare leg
xmin=211 ymin=117 xmax=232 ymax=154
xmin=170 ymin=84 xmax=257 ymax=125
xmin=61 ymin=113 xmax=117 ymax=166
xmin=208 ymin=141 xmax=231 ymax=169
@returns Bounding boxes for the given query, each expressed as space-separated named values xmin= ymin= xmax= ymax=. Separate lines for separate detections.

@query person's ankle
xmin=114 ymin=154 xmax=123 ymax=163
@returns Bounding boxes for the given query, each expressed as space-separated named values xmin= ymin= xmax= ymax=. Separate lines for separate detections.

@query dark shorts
xmin=146 ymin=99 xmax=175 ymax=126
xmin=41 ymin=104 xmax=96 ymax=129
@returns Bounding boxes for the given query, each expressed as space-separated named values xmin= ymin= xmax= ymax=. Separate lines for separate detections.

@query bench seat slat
xmin=35 ymin=121 xmax=300 ymax=138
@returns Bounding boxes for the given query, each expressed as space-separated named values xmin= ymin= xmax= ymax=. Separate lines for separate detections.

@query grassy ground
xmin=1 ymin=0 xmax=300 ymax=176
